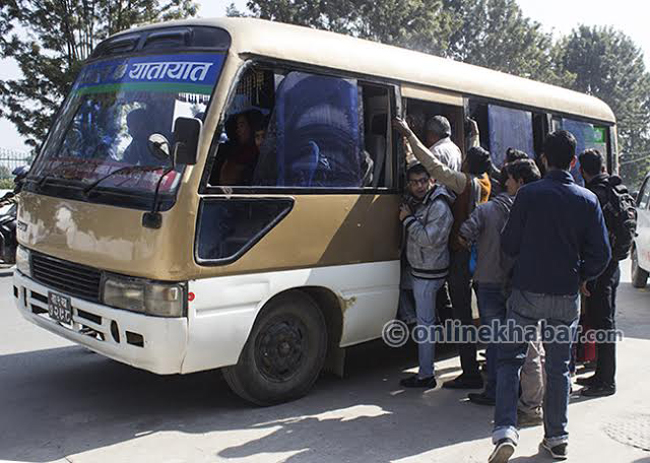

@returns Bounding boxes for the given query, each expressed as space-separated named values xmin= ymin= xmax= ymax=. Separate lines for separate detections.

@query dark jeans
xmin=493 ymin=289 xmax=580 ymax=446
xmin=586 ymin=259 xmax=620 ymax=387
xmin=449 ymin=248 xmax=480 ymax=378
xmin=476 ymin=283 xmax=508 ymax=399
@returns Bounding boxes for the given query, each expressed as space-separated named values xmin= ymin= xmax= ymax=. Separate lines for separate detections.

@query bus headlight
xmin=16 ymin=246 xmax=31 ymax=277
xmin=102 ymin=275 xmax=185 ymax=317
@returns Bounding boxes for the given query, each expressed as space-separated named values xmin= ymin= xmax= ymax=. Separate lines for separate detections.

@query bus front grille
xmin=31 ymin=252 xmax=102 ymax=302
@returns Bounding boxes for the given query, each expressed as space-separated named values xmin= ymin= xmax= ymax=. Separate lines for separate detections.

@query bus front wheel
xmin=223 ymin=291 xmax=328 ymax=406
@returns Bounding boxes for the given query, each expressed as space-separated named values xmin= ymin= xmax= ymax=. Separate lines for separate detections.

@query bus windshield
xmin=30 ymin=52 xmax=225 ymax=202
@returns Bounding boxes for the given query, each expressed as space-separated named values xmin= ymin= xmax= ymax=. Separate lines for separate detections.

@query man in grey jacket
xmin=399 ymin=163 xmax=455 ymax=388
xmin=459 ymin=159 xmax=541 ymax=408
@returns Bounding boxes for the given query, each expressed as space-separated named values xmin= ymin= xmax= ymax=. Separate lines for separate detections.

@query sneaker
xmin=399 ymin=374 xmax=437 ymax=389
xmin=488 ymin=438 xmax=516 ymax=463
xmin=442 ymin=374 xmax=484 ymax=389
xmin=517 ymin=409 xmax=543 ymax=427
xmin=576 ymin=374 xmax=601 ymax=387
xmin=468 ymin=391 xmax=496 ymax=406
xmin=540 ymin=439 xmax=568 ymax=460
xmin=581 ymin=384 xmax=616 ymax=397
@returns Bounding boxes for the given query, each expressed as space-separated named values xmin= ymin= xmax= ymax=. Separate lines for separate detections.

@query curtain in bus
xmin=488 ymin=105 xmax=535 ymax=169
xmin=253 ymin=72 xmax=367 ymax=188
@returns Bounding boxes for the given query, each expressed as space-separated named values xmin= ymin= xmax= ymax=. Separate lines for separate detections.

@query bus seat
xmin=254 ymin=72 xmax=364 ymax=188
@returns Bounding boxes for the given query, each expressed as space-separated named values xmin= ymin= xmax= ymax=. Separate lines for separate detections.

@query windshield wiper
xmin=37 ymin=160 xmax=83 ymax=189
xmin=83 ymin=164 xmax=163 ymax=196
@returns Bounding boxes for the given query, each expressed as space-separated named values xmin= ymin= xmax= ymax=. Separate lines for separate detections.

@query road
xmin=0 ymin=264 xmax=649 ymax=463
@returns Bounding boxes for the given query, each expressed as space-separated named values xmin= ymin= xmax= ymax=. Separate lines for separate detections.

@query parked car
xmin=632 ymin=172 xmax=650 ymax=288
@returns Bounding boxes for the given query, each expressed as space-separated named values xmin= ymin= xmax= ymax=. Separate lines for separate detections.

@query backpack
xmin=601 ymin=176 xmax=637 ymax=261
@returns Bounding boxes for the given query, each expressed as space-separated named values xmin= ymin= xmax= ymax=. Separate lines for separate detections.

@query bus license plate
xmin=48 ymin=292 xmax=72 ymax=325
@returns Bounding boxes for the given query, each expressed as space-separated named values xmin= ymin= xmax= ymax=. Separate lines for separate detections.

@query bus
xmin=13 ymin=17 xmax=617 ymax=406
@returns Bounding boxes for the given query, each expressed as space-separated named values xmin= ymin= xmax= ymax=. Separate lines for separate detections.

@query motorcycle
xmin=0 ymin=165 xmax=30 ymax=265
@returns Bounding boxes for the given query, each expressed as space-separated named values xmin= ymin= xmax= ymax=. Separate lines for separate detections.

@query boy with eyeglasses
xmin=398 ymin=163 xmax=455 ymax=388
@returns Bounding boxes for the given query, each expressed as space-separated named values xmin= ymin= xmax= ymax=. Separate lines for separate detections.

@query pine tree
xmin=555 ymin=26 xmax=650 ymax=188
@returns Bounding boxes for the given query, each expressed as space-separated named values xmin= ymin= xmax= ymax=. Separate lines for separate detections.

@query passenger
xmin=122 ymin=108 xmax=161 ymax=166
xmin=254 ymin=122 xmax=266 ymax=150
xmin=424 ymin=115 xmax=463 ymax=171
xmin=490 ymin=131 xmax=610 ymax=462
xmin=393 ymin=115 xmax=491 ymax=390
xmin=459 ymin=159 xmax=541 ymax=409
xmin=217 ymin=110 xmax=263 ymax=186
xmin=490 ymin=148 xmax=529 ymax=197
xmin=398 ymin=163 xmax=454 ymax=388
xmin=577 ymin=149 xmax=635 ymax=397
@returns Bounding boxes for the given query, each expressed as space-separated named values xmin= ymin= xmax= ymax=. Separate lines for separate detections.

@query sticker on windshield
xmin=72 ymin=53 xmax=225 ymax=96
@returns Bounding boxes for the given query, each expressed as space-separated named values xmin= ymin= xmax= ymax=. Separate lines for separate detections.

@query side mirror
xmin=172 ymin=117 xmax=201 ymax=166
xmin=147 ymin=133 xmax=171 ymax=162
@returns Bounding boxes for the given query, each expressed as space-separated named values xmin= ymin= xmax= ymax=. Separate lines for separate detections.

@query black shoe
xmin=399 ymin=374 xmax=437 ymax=388
xmin=576 ymin=374 xmax=601 ymax=387
xmin=581 ymin=384 xmax=616 ymax=397
xmin=488 ymin=438 xmax=516 ymax=463
xmin=541 ymin=440 xmax=568 ymax=460
xmin=468 ymin=391 xmax=495 ymax=406
xmin=443 ymin=374 xmax=483 ymax=389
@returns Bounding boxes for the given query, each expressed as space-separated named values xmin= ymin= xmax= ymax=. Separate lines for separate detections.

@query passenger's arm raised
xmin=393 ymin=118 xmax=467 ymax=194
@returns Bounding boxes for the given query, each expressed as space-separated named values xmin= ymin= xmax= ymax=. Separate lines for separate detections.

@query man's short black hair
xmin=578 ymin=149 xmax=605 ymax=177
xmin=506 ymin=159 xmax=541 ymax=185
xmin=505 ymin=148 xmax=529 ymax=164
xmin=543 ymin=130 xmax=577 ymax=170
xmin=407 ymin=163 xmax=429 ymax=179
xmin=466 ymin=146 xmax=491 ymax=176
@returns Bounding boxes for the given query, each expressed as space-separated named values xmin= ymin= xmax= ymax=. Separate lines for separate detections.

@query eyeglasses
xmin=408 ymin=178 xmax=430 ymax=186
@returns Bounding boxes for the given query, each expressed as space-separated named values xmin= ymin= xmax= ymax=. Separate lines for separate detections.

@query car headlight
xmin=16 ymin=245 xmax=31 ymax=277
xmin=102 ymin=274 xmax=185 ymax=317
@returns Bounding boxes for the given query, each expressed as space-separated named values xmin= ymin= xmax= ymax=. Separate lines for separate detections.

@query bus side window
xmin=485 ymin=104 xmax=535 ymax=169
xmin=253 ymin=71 xmax=369 ymax=189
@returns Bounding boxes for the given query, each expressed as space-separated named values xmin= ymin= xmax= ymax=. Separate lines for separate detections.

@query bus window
xmin=209 ymin=65 xmax=396 ymax=190
xmin=196 ymin=198 xmax=293 ymax=262
xmin=486 ymin=105 xmax=535 ymax=168
xmin=253 ymin=71 xmax=368 ymax=188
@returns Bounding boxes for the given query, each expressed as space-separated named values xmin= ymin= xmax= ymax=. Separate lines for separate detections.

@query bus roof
xmin=119 ymin=17 xmax=616 ymax=124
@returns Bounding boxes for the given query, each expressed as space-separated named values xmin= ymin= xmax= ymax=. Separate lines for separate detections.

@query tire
xmin=223 ymin=291 xmax=328 ymax=406
xmin=631 ymin=245 xmax=649 ymax=289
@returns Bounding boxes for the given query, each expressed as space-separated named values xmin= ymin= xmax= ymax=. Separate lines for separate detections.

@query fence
xmin=0 ymin=148 xmax=31 ymax=178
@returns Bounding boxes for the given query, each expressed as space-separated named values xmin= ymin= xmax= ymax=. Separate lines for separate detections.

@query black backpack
xmin=600 ymin=176 xmax=637 ymax=261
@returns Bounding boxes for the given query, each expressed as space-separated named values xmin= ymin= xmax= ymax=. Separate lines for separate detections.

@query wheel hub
xmin=256 ymin=317 xmax=306 ymax=382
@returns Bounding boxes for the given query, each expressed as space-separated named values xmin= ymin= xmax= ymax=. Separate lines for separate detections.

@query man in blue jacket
xmin=488 ymin=131 xmax=611 ymax=463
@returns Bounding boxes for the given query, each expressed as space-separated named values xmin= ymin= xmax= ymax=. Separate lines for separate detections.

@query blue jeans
xmin=493 ymin=289 xmax=579 ymax=447
xmin=476 ymin=283 xmax=508 ymax=400
xmin=412 ymin=276 xmax=444 ymax=379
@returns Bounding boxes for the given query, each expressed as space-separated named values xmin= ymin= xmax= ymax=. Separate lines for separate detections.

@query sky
xmin=1 ymin=0 xmax=648 ymax=151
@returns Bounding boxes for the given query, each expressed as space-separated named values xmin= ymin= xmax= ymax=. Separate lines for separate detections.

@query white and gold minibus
xmin=13 ymin=17 xmax=617 ymax=405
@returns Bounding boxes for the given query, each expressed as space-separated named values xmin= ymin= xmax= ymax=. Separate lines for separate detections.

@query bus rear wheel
xmin=223 ymin=291 xmax=328 ymax=406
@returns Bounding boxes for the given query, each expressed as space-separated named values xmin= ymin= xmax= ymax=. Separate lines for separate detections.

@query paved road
xmin=0 ymin=264 xmax=649 ymax=463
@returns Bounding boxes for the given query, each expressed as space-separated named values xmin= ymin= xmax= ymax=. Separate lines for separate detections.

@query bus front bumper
xmin=13 ymin=270 xmax=188 ymax=375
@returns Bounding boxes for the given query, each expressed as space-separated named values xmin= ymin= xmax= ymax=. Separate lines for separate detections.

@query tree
xmin=227 ymin=0 xmax=457 ymax=56
xmin=441 ymin=0 xmax=573 ymax=86
xmin=0 ymin=0 xmax=198 ymax=151
xmin=230 ymin=0 xmax=572 ymax=84
xmin=555 ymin=26 xmax=650 ymax=188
